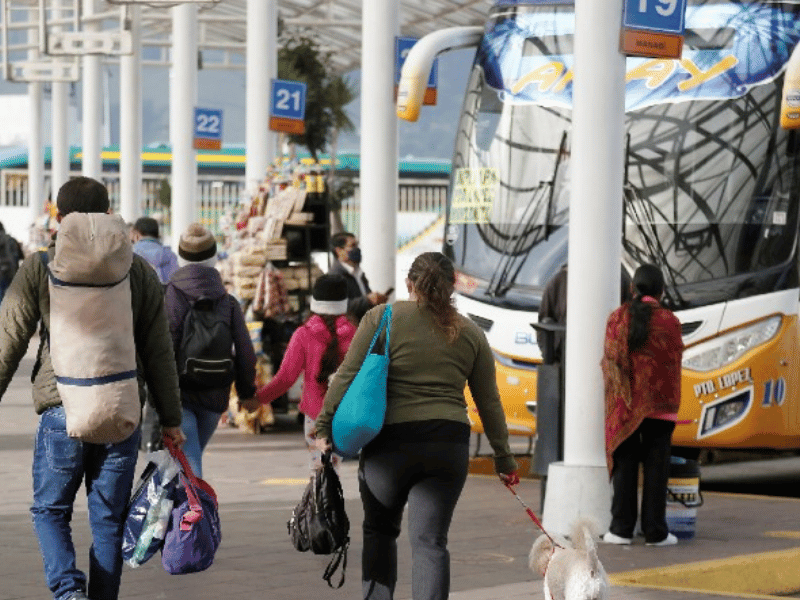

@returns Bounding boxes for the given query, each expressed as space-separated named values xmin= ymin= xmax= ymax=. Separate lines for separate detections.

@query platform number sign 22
xmin=193 ymin=107 xmax=223 ymax=150
xmin=624 ymin=0 xmax=685 ymax=34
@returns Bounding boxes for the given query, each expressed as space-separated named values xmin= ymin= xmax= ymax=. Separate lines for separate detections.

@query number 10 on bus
xmin=270 ymin=79 xmax=307 ymax=135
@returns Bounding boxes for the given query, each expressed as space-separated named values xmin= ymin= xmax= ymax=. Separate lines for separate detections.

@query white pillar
xmin=245 ymin=0 xmax=277 ymax=193
xmin=359 ymin=0 xmax=398 ymax=294
xmin=120 ymin=5 xmax=142 ymax=224
xmin=81 ymin=0 xmax=103 ymax=179
xmin=541 ymin=0 xmax=626 ymax=536
xmin=170 ymin=3 xmax=198 ymax=248
xmin=28 ymin=82 xmax=44 ymax=228
xmin=51 ymin=0 xmax=70 ymax=197
xmin=51 ymin=83 xmax=70 ymax=196
xmin=27 ymin=17 xmax=44 ymax=229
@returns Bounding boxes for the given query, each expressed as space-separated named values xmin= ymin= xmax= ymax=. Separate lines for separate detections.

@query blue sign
xmin=623 ymin=0 xmax=686 ymax=34
xmin=271 ymin=79 xmax=307 ymax=121
xmin=395 ymin=37 xmax=437 ymax=87
xmin=193 ymin=107 xmax=223 ymax=141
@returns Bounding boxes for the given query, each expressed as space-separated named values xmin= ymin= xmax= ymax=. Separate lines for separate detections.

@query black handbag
xmin=288 ymin=452 xmax=349 ymax=588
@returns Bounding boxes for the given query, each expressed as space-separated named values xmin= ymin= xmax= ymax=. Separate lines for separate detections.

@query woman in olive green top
xmin=315 ymin=251 xmax=518 ymax=600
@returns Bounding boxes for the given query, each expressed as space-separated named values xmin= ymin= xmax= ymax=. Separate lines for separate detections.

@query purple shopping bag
xmin=161 ymin=438 xmax=222 ymax=575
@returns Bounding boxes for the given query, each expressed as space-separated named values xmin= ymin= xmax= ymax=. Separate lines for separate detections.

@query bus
xmin=399 ymin=0 xmax=800 ymax=453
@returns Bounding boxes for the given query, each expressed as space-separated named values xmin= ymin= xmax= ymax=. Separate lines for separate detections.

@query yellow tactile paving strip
xmin=610 ymin=534 xmax=800 ymax=599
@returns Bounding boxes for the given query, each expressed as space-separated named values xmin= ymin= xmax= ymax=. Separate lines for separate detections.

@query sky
xmin=0 ymin=47 xmax=476 ymax=161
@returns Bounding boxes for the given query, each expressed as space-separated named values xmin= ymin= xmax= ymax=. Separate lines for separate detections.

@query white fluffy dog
xmin=528 ymin=519 xmax=609 ymax=600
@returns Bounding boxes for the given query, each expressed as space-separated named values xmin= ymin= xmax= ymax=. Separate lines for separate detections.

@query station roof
xmin=140 ymin=0 xmax=494 ymax=73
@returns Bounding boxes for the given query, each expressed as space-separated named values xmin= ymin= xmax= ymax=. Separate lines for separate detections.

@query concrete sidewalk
xmin=3 ymin=343 xmax=800 ymax=599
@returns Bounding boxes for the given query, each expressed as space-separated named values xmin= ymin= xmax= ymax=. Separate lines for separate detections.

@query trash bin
xmin=666 ymin=456 xmax=703 ymax=540
xmin=530 ymin=321 xmax=565 ymax=505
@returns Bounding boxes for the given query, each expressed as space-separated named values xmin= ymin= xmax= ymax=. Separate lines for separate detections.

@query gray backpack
xmin=46 ymin=212 xmax=140 ymax=443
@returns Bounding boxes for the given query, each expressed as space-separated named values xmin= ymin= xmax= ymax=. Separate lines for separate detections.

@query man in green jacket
xmin=0 ymin=176 xmax=185 ymax=600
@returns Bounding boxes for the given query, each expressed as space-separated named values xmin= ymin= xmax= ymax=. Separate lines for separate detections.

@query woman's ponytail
xmin=317 ymin=314 xmax=340 ymax=385
xmin=627 ymin=264 xmax=665 ymax=352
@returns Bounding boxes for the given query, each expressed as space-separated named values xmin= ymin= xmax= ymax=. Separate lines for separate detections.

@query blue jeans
xmin=31 ymin=406 xmax=140 ymax=600
xmin=181 ymin=404 xmax=222 ymax=479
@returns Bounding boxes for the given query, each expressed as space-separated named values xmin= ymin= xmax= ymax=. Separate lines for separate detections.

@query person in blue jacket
xmin=132 ymin=216 xmax=179 ymax=284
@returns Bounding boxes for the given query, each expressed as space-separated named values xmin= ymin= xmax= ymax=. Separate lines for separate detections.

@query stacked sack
xmin=229 ymin=245 xmax=267 ymax=300
xmin=278 ymin=264 xmax=324 ymax=312
xmin=252 ymin=264 xmax=291 ymax=317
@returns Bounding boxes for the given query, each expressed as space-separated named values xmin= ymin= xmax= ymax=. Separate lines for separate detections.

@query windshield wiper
xmin=486 ymin=183 xmax=549 ymax=297
xmin=487 ymin=130 xmax=569 ymax=297
xmin=622 ymin=183 xmax=686 ymax=309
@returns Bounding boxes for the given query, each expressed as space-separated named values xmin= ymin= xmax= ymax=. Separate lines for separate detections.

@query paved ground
xmin=4 ymin=337 xmax=800 ymax=599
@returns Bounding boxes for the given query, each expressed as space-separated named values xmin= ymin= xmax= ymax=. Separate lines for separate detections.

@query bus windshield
xmin=446 ymin=0 xmax=800 ymax=309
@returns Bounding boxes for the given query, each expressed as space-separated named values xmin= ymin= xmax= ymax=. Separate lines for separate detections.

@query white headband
xmin=310 ymin=298 xmax=348 ymax=315
xmin=178 ymin=255 xmax=217 ymax=268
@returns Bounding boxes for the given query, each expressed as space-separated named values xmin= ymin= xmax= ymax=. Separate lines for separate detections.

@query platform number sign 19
xmin=622 ymin=0 xmax=687 ymax=58
xmin=193 ymin=107 xmax=223 ymax=150
xmin=270 ymin=79 xmax=307 ymax=135
xmin=624 ymin=0 xmax=685 ymax=33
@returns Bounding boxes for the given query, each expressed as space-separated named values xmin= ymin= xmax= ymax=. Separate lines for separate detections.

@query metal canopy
xmin=2 ymin=0 xmax=494 ymax=74
xmin=139 ymin=0 xmax=494 ymax=72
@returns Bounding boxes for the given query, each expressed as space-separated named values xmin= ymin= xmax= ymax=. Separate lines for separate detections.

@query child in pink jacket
xmin=254 ymin=274 xmax=356 ymax=468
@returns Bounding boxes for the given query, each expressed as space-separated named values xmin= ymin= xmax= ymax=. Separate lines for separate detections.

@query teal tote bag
xmin=331 ymin=305 xmax=392 ymax=459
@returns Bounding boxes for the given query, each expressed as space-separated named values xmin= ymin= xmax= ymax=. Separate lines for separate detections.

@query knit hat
xmin=178 ymin=223 xmax=217 ymax=262
xmin=311 ymin=274 xmax=348 ymax=315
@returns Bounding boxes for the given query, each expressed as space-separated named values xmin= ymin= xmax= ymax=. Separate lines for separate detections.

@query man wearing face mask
xmin=329 ymin=232 xmax=389 ymax=323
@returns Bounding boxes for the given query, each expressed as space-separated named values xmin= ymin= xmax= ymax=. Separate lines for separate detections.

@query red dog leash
xmin=503 ymin=481 xmax=563 ymax=548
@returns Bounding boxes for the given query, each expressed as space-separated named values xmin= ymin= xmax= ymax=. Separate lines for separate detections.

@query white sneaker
xmin=646 ymin=533 xmax=678 ymax=546
xmin=602 ymin=532 xmax=632 ymax=545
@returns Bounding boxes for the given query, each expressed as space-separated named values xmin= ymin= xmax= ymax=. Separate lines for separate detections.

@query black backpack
xmin=0 ymin=231 xmax=20 ymax=280
xmin=288 ymin=452 xmax=349 ymax=588
xmin=177 ymin=295 xmax=235 ymax=390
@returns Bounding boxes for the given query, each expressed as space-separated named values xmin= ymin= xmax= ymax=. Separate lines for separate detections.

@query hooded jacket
xmin=0 ymin=239 xmax=183 ymax=428
xmin=257 ymin=314 xmax=356 ymax=420
xmin=133 ymin=238 xmax=179 ymax=284
xmin=165 ymin=263 xmax=257 ymax=412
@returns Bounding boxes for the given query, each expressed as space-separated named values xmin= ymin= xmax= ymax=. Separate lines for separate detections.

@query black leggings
xmin=359 ymin=439 xmax=469 ymax=600
xmin=609 ymin=418 xmax=675 ymax=543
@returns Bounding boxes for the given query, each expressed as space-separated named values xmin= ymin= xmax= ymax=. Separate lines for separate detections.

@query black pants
xmin=359 ymin=440 xmax=469 ymax=600
xmin=609 ymin=418 xmax=675 ymax=544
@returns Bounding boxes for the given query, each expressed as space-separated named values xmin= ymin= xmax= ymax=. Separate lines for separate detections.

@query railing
xmin=340 ymin=178 xmax=449 ymax=246
xmin=1 ymin=169 xmax=449 ymax=246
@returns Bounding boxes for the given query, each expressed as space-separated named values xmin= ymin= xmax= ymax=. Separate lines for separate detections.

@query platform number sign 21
xmin=270 ymin=79 xmax=307 ymax=135
xmin=624 ymin=0 xmax=686 ymax=34
xmin=271 ymin=79 xmax=307 ymax=121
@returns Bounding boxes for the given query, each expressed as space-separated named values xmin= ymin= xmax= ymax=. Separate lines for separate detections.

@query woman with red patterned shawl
xmin=600 ymin=264 xmax=683 ymax=547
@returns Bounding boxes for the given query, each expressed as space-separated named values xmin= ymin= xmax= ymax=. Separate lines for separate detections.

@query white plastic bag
xmin=122 ymin=450 xmax=181 ymax=568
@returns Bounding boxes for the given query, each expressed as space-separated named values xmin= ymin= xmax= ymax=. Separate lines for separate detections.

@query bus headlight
xmin=682 ymin=316 xmax=781 ymax=372
xmin=699 ymin=390 xmax=751 ymax=438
